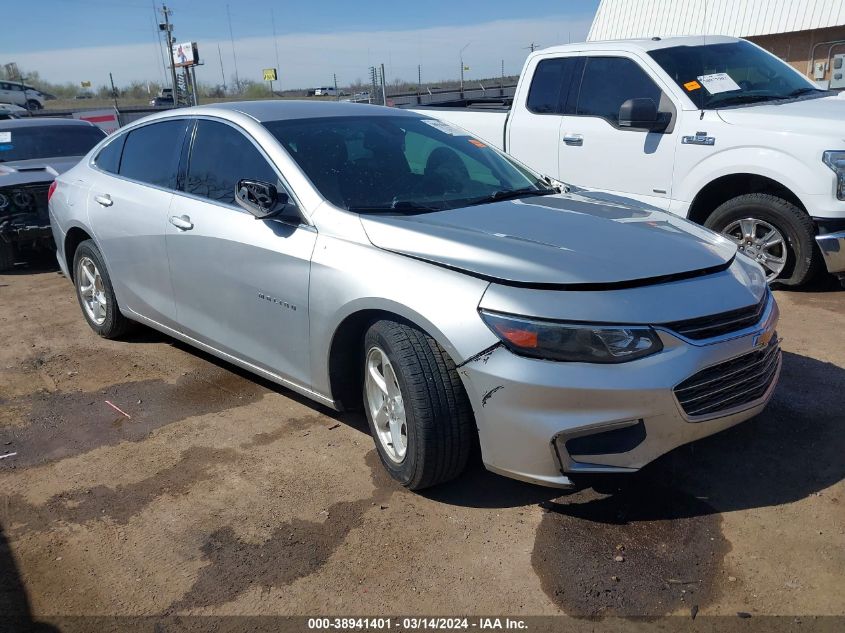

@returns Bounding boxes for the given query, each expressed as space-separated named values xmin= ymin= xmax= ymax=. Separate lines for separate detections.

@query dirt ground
xmin=0 ymin=260 xmax=843 ymax=626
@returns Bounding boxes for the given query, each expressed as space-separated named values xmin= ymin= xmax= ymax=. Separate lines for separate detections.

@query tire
xmin=704 ymin=193 xmax=819 ymax=286
xmin=72 ymin=239 xmax=131 ymax=338
xmin=26 ymin=99 xmax=42 ymax=111
xmin=0 ymin=241 xmax=14 ymax=272
xmin=362 ymin=319 xmax=474 ymax=490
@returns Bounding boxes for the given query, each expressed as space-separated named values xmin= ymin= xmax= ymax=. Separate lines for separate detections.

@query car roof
xmin=0 ymin=117 xmax=98 ymax=129
xmin=194 ymin=100 xmax=418 ymax=123
xmin=535 ymin=35 xmax=743 ymax=57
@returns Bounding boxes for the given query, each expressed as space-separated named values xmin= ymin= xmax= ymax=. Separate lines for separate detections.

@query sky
xmin=0 ymin=0 xmax=600 ymax=89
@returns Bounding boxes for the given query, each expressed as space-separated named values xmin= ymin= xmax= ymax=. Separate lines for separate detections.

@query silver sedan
xmin=48 ymin=101 xmax=780 ymax=489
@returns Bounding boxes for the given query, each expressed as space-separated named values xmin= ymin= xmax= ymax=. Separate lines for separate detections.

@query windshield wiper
xmin=351 ymin=200 xmax=442 ymax=214
xmin=466 ymin=187 xmax=557 ymax=207
xmin=711 ymin=94 xmax=779 ymax=107
xmin=786 ymin=87 xmax=821 ymax=97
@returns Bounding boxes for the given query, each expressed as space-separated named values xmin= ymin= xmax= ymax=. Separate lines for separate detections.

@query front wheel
xmin=704 ymin=193 xmax=819 ymax=286
xmin=362 ymin=320 xmax=474 ymax=490
xmin=26 ymin=99 xmax=42 ymax=111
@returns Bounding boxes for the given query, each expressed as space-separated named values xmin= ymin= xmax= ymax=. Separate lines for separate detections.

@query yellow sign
xmin=683 ymin=80 xmax=701 ymax=91
xmin=263 ymin=68 xmax=278 ymax=82
xmin=80 ymin=81 xmax=92 ymax=88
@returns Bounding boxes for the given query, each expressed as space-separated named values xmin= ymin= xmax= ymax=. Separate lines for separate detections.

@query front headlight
xmin=823 ymin=151 xmax=845 ymax=200
xmin=479 ymin=310 xmax=663 ymax=363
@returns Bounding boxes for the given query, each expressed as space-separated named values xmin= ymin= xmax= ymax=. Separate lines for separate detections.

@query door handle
xmin=169 ymin=214 xmax=194 ymax=231
xmin=94 ymin=194 xmax=113 ymax=207
xmin=562 ymin=134 xmax=584 ymax=146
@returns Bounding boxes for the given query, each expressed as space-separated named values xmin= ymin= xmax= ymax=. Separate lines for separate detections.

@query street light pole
xmin=459 ymin=42 xmax=471 ymax=99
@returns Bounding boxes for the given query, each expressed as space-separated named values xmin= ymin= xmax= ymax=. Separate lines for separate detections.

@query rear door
xmin=165 ymin=118 xmax=316 ymax=386
xmin=557 ymin=55 xmax=679 ymax=208
xmin=507 ymin=55 xmax=581 ymax=179
xmin=87 ymin=119 xmax=188 ymax=326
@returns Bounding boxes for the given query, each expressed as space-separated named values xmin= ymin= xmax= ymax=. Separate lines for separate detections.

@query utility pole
xmin=217 ymin=43 xmax=227 ymax=94
xmin=227 ymin=4 xmax=241 ymax=93
xmin=271 ymin=8 xmax=281 ymax=90
xmin=417 ymin=64 xmax=422 ymax=102
xmin=333 ymin=73 xmax=338 ymax=101
xmin=160 ymin=4 xmax=178 ymax=106
xmin=459 ymin=42 xmax=471 ymax=98
xmin=380 ymin=63 xmax=387 ymax=106
xmin=525 ymin=42 xmax=540 ymax=53
xmin=109 ymin=72 xmax=119 ymax=110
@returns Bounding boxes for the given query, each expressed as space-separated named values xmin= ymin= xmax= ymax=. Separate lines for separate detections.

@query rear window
xmin=93 ymin=135 xmax=125 ymax=174
xmin=119 ymin=120 xmax=188 ymax=189
xmin=0 ymin=125 xmax=105 ymax=162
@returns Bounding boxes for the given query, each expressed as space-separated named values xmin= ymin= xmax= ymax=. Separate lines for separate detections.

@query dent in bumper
xmin=815 ymin=231 xmax=845 ymax=275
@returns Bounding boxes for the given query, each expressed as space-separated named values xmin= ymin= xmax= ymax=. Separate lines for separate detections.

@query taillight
xmin=47 ymin=180 xmax=57 ymax=202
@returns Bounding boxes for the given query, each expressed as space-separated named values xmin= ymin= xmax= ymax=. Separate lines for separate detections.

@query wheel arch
xmin=63 ymin=226 xmax=94 ymax=280
xmin=326 ymin=306 xmax=463 ymax=412
xmin=687 ymin=173 xmax=807 ymax=226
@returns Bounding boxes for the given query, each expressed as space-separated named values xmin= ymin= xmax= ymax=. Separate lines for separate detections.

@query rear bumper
xmin=460 ymin=299 xmax=780 ymax=488
xmin=815 ymin=231 xmax=845 ymax=275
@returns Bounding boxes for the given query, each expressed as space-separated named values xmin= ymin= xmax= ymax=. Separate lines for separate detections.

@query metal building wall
xmin=588 ymin=0 xmax=845 ymax=41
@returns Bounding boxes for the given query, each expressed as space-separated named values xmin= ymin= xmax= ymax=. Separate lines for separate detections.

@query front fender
xmin=308 ymin=231 xmax=497 ymax=400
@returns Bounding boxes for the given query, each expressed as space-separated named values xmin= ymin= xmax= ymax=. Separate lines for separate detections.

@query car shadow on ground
xmin=0 ymin=523 xmax=59 ymax=633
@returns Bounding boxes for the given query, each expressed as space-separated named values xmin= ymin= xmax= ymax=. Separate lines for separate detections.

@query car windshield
xmin=263 ymin=115 xmax=552 ymax=212
xmin=649 ymin=40 xmax=826 ymax=109
xmin=0 ymin=125 xmax=106 ymax=162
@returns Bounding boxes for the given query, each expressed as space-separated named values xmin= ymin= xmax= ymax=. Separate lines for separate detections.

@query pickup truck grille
xmin=663 ymin=291 xmax=769 ymax=340
xmin=674 ymin=341 xmax=781 ymax=419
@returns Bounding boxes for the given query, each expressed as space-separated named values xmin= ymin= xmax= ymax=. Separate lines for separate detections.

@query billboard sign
xmin=73 ymin=108 xmax=120 ymax=135
xmin=172 ymin=42 xmax=199 ymax=68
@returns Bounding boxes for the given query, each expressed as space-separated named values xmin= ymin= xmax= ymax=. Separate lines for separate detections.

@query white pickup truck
xmin=411 ymin=35 xmax=845 ymax=286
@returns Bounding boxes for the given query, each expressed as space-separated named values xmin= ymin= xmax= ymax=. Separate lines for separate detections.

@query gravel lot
xmin=0 ymin=260 xmax=843 ymax=625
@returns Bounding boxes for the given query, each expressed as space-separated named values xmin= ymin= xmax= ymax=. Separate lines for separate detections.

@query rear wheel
xmin=704 ymin=193 xmax=818 ymax=286
xmin=362 ymin=320 xmax=474 ymax=490
xmin=26 ymin=99 xmax=42 ymax=111
xmin=72 ymin=240 xmax=131 ymax=338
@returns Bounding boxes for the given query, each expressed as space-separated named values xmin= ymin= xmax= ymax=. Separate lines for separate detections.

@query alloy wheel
xmin=365 ymin=346 xmax=408 ymax=463
xmin=76 ymin=256 xmax=108 ymax=325
xmin=721 ymin=217 xmax=787 ymax=282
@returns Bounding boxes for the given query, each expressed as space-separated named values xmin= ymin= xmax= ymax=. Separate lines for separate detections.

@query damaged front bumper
xmin=458 ymin=298 xmax=780 ymax=488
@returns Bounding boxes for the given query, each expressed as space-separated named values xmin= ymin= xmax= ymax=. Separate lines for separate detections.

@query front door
xmin=558 ymin=55 xmax=678 ymax=209
xmin=165 ymin=118 xmax=316 ymax=386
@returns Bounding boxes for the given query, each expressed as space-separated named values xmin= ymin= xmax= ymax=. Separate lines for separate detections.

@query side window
xmin=93 ymin=134 xmax=125 ymax=174
xmin=186 ymin=119 xmax=279 ymax=206
xmin=526 ymin=58 xmax=578 ymax=114
xmin=119 ymin=119 xmax=187 ymax=188
xmin=577 ymin=57 xmax=663 ymax=124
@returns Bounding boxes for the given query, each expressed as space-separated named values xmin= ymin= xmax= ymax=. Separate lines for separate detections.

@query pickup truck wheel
xmin=362 ymin=320 xmax=474 ymax=490
xmin=0 ymin=241 xmax=15 ymax=272
xmin=72 ymin=240 xmax=131 ymax=339
xmin=704 ymin=193 xmax=818 ymax=286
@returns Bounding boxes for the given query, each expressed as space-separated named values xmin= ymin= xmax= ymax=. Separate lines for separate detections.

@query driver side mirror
xmin=618 ymin=98 xmax=670 ymax=132
xmin=235 ymin=179 xmax=291 ymax=219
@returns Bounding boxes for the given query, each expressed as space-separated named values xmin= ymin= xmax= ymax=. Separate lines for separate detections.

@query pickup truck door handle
xmin=94 ymin=194 xmax=113 ymax=207
xmin=168 ymin=214 xmax=194 ymax=231
xmin=562 ymin=134 xmax=584 ymax=146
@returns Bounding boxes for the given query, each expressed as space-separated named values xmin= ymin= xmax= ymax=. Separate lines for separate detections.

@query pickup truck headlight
xmin=823 ymin=151 xmax=845 ymax=200
xmin=480 ymin=310 xmax=663 ymax=363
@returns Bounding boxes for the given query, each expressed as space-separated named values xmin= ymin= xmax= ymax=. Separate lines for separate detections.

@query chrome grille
xmin=663 ymin=292 xmax=769 ymax=340
xmin=674 ymin=342 xmax=781 ymax=418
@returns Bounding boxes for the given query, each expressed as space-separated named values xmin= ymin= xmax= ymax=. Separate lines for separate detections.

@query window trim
xmin=567 ymin=55 xmax=677 ymax=133
xmin=177 ymin=115 xmax=311 ymax=227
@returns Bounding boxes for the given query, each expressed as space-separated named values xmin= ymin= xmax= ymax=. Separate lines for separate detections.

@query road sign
xmin=263 ymin=68 xmax=278 ymax=82
xmin=80 ymin=81 xmax=92 ymax=88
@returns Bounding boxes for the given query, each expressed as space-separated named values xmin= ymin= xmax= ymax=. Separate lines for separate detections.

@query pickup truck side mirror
xmin=618 ymin=98 xmax=670 ymax=132
xmin=235 ymin=179 xmax=291 ymax=219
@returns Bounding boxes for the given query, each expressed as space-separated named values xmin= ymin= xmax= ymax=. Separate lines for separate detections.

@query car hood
xmin=716 ymin=95 xmax=845 ymax=137
xmin=359 ymin=191 xmax=737 ymax=287
xmin=0 ymin=156 xmax=82 ymax=186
